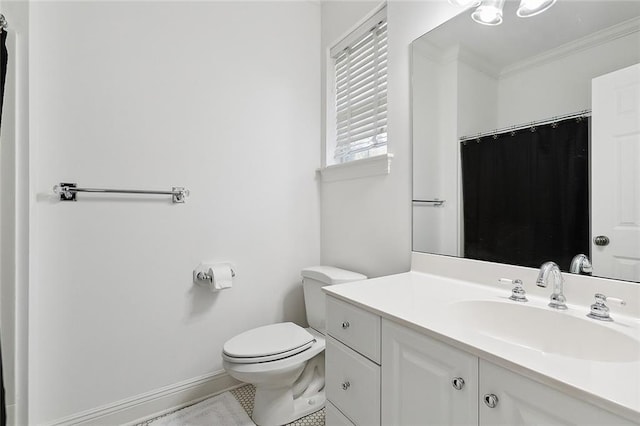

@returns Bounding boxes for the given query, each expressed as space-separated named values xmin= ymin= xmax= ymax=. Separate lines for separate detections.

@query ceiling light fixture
xmin=450 ymin=0 xmax=557 ymax=25
xmin=471 ymin=0 xmax=505 ymax=26
xmin=516 ymin=0 xmax=557 ymax=17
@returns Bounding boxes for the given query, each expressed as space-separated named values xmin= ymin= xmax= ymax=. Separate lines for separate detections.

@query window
xmin=330 ymin=8 xmax=387 ymax=165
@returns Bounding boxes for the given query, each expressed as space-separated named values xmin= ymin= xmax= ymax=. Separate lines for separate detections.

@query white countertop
xmin=324 ymin=270 xmax=640 ymax=423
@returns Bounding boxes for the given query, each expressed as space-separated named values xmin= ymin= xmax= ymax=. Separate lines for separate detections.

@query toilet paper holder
xmin=196 ymin=268 xmax=236 ymax=284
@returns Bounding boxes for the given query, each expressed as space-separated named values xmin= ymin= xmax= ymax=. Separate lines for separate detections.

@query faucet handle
xmin=587 ymin=293 xmax=626 ymax=321
xmin=499 ymin=278 xmax=528 ymax=302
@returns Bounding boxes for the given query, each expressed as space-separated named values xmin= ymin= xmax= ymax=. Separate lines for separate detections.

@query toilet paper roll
xmin=208 ymin=264 xmax=233 ymax=292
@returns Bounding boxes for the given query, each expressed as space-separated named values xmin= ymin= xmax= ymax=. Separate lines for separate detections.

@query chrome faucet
xmin=536 ymin=261 xmax=567 ymax=310
xmin=569 ymin=254 xmax=593 ymax=275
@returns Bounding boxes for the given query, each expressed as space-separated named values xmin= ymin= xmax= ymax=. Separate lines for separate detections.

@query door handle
xmin=594 ymin=235 xmax=610 ymax=246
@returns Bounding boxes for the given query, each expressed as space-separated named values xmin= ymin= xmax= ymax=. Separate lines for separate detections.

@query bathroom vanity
xmin=323 ymin=254 xmax=640 ymax=425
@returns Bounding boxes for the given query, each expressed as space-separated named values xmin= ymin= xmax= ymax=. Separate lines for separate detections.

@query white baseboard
xmin=44 ymin=370 xmax=241 ymax=426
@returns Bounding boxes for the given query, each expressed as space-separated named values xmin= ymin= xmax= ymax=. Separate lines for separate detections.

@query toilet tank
xmin=301 ymin=266 xmax=366 ymax=333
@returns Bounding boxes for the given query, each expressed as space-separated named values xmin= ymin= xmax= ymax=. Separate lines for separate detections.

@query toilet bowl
xmin=223 ymin=324 xmax=326 ymax=425
xmin=222 ymin=266 xmax=366 ymax=426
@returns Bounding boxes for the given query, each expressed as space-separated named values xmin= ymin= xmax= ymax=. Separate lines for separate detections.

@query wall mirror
xmin=411 ymin=0 xmax=640 ymax=282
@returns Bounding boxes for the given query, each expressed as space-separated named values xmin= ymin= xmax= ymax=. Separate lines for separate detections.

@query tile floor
xmin=230 ymin=385 xmax=325 ymax=426
xmin=139 ymin=384 xmax=325 ymax=426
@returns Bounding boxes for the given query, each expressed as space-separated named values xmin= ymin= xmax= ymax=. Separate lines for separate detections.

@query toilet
xmin=222 ymin=266 xmax=366 ymax=426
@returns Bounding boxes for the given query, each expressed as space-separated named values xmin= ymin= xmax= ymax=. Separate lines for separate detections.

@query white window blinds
xmin=331 ymin=10 xmax=387 ymax=164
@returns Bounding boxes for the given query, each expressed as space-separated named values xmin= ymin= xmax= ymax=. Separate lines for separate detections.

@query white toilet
xmin=222 ymin=266 xmax=366 ymax=426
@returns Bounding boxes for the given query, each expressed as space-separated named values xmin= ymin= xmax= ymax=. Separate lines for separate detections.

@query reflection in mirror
xmin=411 ymin=0 xmax=640 ymax=282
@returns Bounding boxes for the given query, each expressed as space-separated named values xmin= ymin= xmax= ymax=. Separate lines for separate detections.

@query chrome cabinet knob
xmin=341 ymin=381 xmax=350 ymax=391
xmin=341 ymin=321 xmax=350 ymax=329
xmin=483 ymin=394 xmax=499 ymax=408
xmin=451 ymin=377 xmax=465 ymax=390
xmin=594 ymin=235 xmax=610 ymax=246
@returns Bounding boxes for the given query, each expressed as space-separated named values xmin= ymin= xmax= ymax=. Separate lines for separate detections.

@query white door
xmin=382 ymin=319 xmax=478 ymax=426
xmin=591 ymin=63 xmax=640 ymax=282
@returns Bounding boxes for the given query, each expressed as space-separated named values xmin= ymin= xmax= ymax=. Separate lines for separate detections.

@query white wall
xmin=497 ymin=31 xmax=640 ymax=128
xmin=0 ymin=1 xmax=29 ymax=424
xmin=457 ymin=61 xmax=498 ymax=137
xmin=412 ymin=47 xmax=460 ymax=256
xmin=320 ymin=1 xmax=459 ymax=278
xmin=412 ymin=49 xmax=446 ymax=254
xmin=28 ymin=2 xmax=320 ymax=423
xmin=412 ymin=47 xmax=442 ymax=204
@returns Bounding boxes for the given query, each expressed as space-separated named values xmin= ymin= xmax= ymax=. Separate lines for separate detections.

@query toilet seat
xmin=223 ymin=329 xmax=325 ymax=375
xmin=222 ymin=322 xmax=315 ymax=364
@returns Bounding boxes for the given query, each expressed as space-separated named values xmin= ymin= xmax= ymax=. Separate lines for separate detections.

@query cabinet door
xmin=382 ymin=319 xmax=478 ymax=425
xmin=479 ymin=360 xmax=636 ymax=425
xmin=326 ymin=336 xmax=381 ymax=425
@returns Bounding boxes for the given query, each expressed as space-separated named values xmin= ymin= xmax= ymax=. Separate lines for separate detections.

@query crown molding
xmin=501 ymin=16 xmax=640 ymax=78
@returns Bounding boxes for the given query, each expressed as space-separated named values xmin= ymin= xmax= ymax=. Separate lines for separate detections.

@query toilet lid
xmin=223 ymin=322 xmax=315 ymax=362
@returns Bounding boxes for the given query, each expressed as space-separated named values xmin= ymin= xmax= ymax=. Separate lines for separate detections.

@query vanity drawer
xmin=327 ymin=296 xmax=381 ymax=364
xmin=326 ymin=336 xmax=381 ymax=426
xmin=325 ymin=401 xmax=355 ymax=426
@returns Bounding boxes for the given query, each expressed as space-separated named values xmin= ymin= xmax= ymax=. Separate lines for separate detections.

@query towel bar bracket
xmin=57 ymin=182 xmax=77 ymax=201
xmin=171 ymin=187 xmax=188 ymax=204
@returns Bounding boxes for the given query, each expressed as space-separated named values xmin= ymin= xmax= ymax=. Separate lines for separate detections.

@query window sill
xmin=319 ymin=153 xmax=393 ymax=183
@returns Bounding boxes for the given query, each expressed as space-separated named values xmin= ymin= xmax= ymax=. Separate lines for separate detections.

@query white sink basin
xmin=448 ymin=300 xmax=640 ymax=363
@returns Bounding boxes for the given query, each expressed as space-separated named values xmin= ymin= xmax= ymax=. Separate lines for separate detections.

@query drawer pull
xmin=483 ymin=393 xmax=499 ymax=408
xmin=341 ymin=381 xmax=351 ymax=391
xmin=341 ymin=321 xmax=350 ymax=329
xmin=451 ymin=377 xmax=465 ymax=390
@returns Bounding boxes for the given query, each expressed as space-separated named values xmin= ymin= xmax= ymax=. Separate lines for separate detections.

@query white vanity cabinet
xmin=382 ymin=319 xmax=478 ymax=425
xmin=381 ymin=319 xmax=634 ymax=426
xmin=325 ymin=295 xmax=637 ymax=426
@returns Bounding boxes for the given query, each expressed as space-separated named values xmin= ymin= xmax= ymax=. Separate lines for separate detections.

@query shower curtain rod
xmin=459 ymin=109 xmax=591 ymax=143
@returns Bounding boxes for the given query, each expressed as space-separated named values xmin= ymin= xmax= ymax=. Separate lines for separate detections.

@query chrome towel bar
xmin=413 ymin=199 xmax=445 ymax=206
xmin=53 ymin=182 xmax=190 ymax=203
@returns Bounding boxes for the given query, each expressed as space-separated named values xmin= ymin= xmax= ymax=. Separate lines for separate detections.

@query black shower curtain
xmin=1 ymin=27 xmax=7 ymax=426
xmin=461 ymin=117 xmax=590 ymax=271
